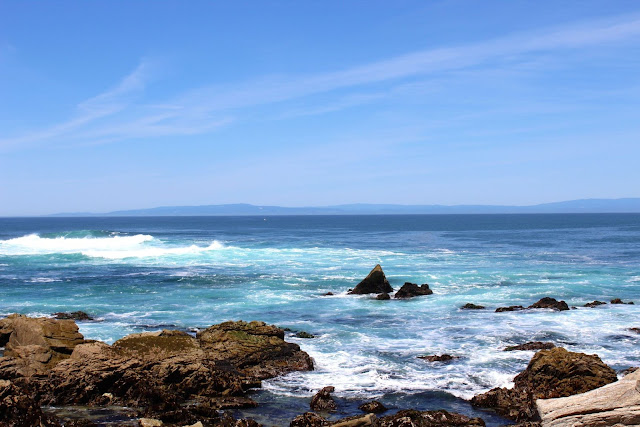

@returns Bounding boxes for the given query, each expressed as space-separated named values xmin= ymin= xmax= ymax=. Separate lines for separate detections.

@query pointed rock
xmin=349 ymin=265 xmax=393 ymax=295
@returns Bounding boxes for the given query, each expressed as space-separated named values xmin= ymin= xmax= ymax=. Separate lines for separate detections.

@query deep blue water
xmin=1 ymin=214 xmax=639 ymax=426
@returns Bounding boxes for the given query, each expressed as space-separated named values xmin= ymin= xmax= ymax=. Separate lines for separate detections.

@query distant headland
xmin=47 ymin=198 xmax=640 ymax=216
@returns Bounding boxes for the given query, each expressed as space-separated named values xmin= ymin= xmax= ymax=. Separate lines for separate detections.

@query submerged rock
xmin=471 ymin=347 xmax=617 ymax=421
xmin=418 ymin=354 xmax=459 ymax=363
xmin=495 ymin=305 xmax=525 ymax=313
xmin=376 ymin=293 xmax=391 ymax=300
xmin=310 ymin=386 xmax=337 ymax=411
xmin=528 ymin=298 xmax=569 ymax=311
xmin=461 ymin=303 xmax=485 ymax=310
xmin=503 ymin=342 xmax=556 ymax=352
xmin=394 ymin=282 xmax=433 ymax=299
xmin=584 ymin=300 xmax=607 ymax=308
xmin=52 ymin=311 xmax=94 ymax=321
xmin=537 ymin=369 xmax=640 ymax=426
xmin=358 ymin=400 xmax=387 ymax=413
xmin=349 ymin=265 xmax=393 ymax=295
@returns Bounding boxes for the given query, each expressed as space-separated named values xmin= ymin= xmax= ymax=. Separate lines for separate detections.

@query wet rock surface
xmin=527 ymin=298 xmax=569 ymax=311
xmin=0 ymin=379 xmax=60 ymax=426
xmin=290 ymin=409 xmax=485 ymax=427
xmin=503 ymin=342 xmax=556 ymax=352
xmin=394 ymin=283 xmax=433 ymax=299
xmin=358 ymin=401 xmax=388 ymax=414
xmin=584 ymin=300 xmax=607 ymax=308
xmin=461 ymin=303 xmax=485 ymax=310
xmin=349 ymin=265 xmax=393 ymax=295
xmin=418 ymin=354 xmax=459 ymax=363
xmin=310 ymin=386 xmax=337 ymax=411
xmin=471 ymin=347 xmax=617 ymax=422
xmin=495 ymin=305 xmax=526 ymax=313
xmin=611 ymin=298 xmax=634 ymax=304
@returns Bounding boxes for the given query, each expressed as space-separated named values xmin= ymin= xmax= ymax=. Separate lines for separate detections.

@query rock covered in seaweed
xmin=358 ymin=400 xmax=387 ymax=413
xmin=503 ymin=342 xmax=556 ymax=352
xmin=471 ymin=347 xmax=617 ymax=421
xmin=52 ymin=311 xmax=94 ymax=321
xmin=310 ymin=386 xmax=337 ymax=411
xmin=394 ymin=282 xmax=433 ymax=299
xmin=348 ymin=265 xmax=393 ymax=295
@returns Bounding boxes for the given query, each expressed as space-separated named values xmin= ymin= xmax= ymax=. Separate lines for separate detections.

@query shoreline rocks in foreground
xmin=471 ymin=347 xmax=617 ymax=422
xmin=0 ymin=314 xmax=313 ymax=426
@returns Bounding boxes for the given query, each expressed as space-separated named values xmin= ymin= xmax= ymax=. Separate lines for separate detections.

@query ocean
xmin=1 ymin=214 xmax=639 ymax=425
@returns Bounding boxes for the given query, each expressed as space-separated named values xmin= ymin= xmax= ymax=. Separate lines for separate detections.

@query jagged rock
xmin=359 ymin=401 xmax=387 ymax=413
xmin=471 ymin=347 xmax=617 ymax=421
xmin=461 ymin=303 xmax=485 ymax=310
xmin=376 ymin=293 xmax=391 ymax=300
xmin=528 ymin=298 xmax=569 ymax=311
xmin=349 ymin=265 xmax=393 ymax=295
xmin=418 ymin=354 xmax=459 ymax=363
xmin=290 ymin=412 xmax=328 ymax=427
xmin=394 ymin=283 xmax=433 ymax=299
xmin=537 ymin=369 xmax=640 ymax=426
xmin=496 ymin=306 xmax=526 ymax=313
xmin=295 ymin=331 xmax=315 ymax=339
xmin=585 ymin=300 xmax=607 ymax=308
xmin=0 ymin=379 xmax=60 ymax=426
xmin=504 ymin=342 xmax=556 ymax=352
xmin=310 ymin=386 xmax=337 ymax=411
xmin=52 ymin=311 xmax=94 ymax=321
xmin=611 ymin=298 xmax=634 ymax=304
xmin=378 ymin=409 xmax=485 ymax=426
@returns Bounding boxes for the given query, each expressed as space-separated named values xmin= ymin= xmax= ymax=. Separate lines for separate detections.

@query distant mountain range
xmin=48 ymin=198 xmax=640 ymax=216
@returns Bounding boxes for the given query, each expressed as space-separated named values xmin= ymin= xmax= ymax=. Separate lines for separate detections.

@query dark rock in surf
xmin=394 ymin=282 xmax=433 ymax=299
xmin=528 ymin=297 xmax=569 ymax=311
xmin=418 ymin=354 xmax=459 ymax=363
xmin=348 ymin=265 xmax=393 ymax=295
xmin=52 ymin=311 xmax=94 ymax=321
xmin=358 ymin=400 xmax=387 ymax=413
xmin=323 ymin=292 xmax=334 ymax=296
xmin=585 ymin=300 xmax=606 ymax=308
xmin=503 ymin=342 xmax=556 ymax=352
xmin=295 ymin=331 xmax=314 ymax=339
xmin=496 ymin=305 xmax=525 ymax=313
xmin=629 ymin=327 xmax=640 ymax=334
xmin=310 ymin=386 xmax=337 ymax=411
xmin=611 ymin=298 xmax=634 ymax=304
xmin=461 ymin=303 xmax=485 ymax=310
xmin=376 ymin=293 xmax=391 ymax=300
xmin=471 ymin=347 xmax=617 ymax=421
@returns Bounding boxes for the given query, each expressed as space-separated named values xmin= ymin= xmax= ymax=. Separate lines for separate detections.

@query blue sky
xmin=1 ymin=1 xmax=639 ymax=215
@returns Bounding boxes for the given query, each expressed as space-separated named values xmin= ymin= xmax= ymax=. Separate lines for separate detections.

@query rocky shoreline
xmin=2 ymin=265 xmax=639 ymax=426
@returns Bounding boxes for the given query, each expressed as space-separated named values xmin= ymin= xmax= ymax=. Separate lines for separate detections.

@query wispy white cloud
xmin=2 ymin=13 xmax=640 ymax=150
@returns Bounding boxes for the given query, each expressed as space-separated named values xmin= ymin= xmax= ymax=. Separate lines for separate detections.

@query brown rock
xmin=310 ymin=386 xmax=337 ymax=411
xmin=348 ymin=265 xmax=393 ymax=295
xmin=358 ymin=400 xmax=387 ymax=413
xmin=584 ymin=300 xmax=606 ymax=308
xmin=418 ymin=354 xmax=459 ymax=363
xmin=496 ymin=306 xmax=525 ymax=313
xmin=52 ymin=311 xmax=94 ymax=321
xmin=461 ymin=303 xmax=485 ymax=310
xmin=290 ymin=412 xmax=329 ymax=427
xmin=503 ymin=342 xmax=556 ymax=352
xmin=394 ymin=283 xmax=433 ymax=299
xmin=376 ymin=293 xmax=391 ymax=300
xmin=611 ymin=298 xmax=634 ymax=304
xmin=333 ymin=413 xmax=378 ymax=427
xmin=378 ymin=409 xmax=485 ymax=426
xmin=0 ymin=379 xmax=60 ymax=426
xmin=528 ymin=297 xmax=569 ymax=311
xmin=471 ymin=347 xmax=617 ymax=421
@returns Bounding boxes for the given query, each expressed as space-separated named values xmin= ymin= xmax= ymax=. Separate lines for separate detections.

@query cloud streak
xmin=3 ymin=13 xmax=640 ymax=150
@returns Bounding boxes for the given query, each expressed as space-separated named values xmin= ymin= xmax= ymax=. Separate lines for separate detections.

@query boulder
xmin=611 ymin=298 xmax=634 ymax=304
xmin=394 ymin=283 xmax=433 ymax=299
xmin=537 ymin=369 xmax=640 ymax=426
xmin=358 ymin=401 xmax=387 ymax=413
xmin=52 ymin=311 xmax=94 ymax=321
xmin=528 ymin=298 xmax=569 ymax=311
xmin=461 ymin=303 xmax=485 ymax=310
xmin=584 ymin=300 xmax=607 ymax=308
xmin=418 ymin=354 xmax=459 ymax=363
xmin=471 ymin=347 xmax=617 ymax=421
xmin=496 ymin=306 xmax=526 ymax=313
xmin=376 ymin=293 xmax=390 ymax=300
xmin=310 ymin=386 xmax=337 ymax=411
xmin=295 ymin=331 xmax=315 ymax=339
xmin=349 ymin=265 xmax=393 ymax=295
xmin=378 ymin=409 xmax=485 ymax=426
xmin=504 ymin=342 xmax=556 ymax=352
xmin=333 ymin=413 xmax=378 ymax=427
xmin=290 ymin=412 xmax=328 ymax=427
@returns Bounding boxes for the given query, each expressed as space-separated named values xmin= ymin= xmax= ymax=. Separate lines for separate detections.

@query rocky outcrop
xmin=394 ymin=283 xmax=433 ymax=299
xmin=418 ymin=354 xmax=459 ymax=363
xmin=358 ymin=401 xmax=387 ymax=413
xmin=611 ymin=298 xmax=634 ymax=304
xmin=0 ymin=317 xmax=313 ymax=424
xmin=528 ymin=298 xmax=569 ymax=311
xmin=52 ymin=311 xmax=94 ymax=321
xmin=504 ymin=342 xmax=556 ymax=352
xmin=0 ymin=379 xmax=60 ymax=426
xmin=537 ymin=369 xmax=640 ymax=426
xmin=471 ymin=347 xmax=617 ymax=422
xmin=310 ymin=386 xmax=337 ymax=411
xmin=461 ymin=303 xmax=485 ymax=310
xmin=349 ymin=265 xmax=393 ymax=295
xmin=496 ymin=305 xmax=526 ymax=313
xmin=290 ymin=410 xmax=485 ymax=427
xmin=585 ymin=300 xmax=607 ymax=308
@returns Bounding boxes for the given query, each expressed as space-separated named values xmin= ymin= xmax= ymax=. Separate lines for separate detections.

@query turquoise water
xmin=1 ymin=214 xmax=639 ymax=424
